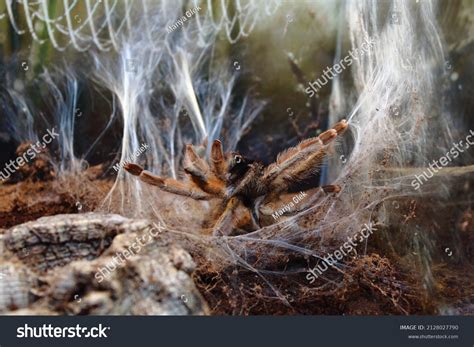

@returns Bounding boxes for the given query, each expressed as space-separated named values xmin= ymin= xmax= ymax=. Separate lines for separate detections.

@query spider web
xmin=141 ymin=0 xmax=464 ymax=312
xmin=1 ymin=0 xmax=281 ymax=50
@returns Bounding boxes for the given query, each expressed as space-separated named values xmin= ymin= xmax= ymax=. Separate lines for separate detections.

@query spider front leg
xmin=212 ymin=197 xmax=240 ymax=236
xmin=263 ymin=120 xmax=348 ymax=194
xmin=183 ymin=144 xmax=226 ymax=197
xmin=210 ymin=140 xmax=227 ymax=181
xmin=124 ymin=163 xmax=212 ymax=200
xmin=211 ymin=197 xmax=259 ymax=236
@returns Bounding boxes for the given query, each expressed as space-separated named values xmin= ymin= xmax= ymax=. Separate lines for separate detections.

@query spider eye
xmin=234 ymin=155 xmax=242 ymax=164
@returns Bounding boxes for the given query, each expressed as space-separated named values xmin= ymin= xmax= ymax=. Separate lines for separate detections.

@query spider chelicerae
xmin=125 ymin=120 xmax=348 ymax=235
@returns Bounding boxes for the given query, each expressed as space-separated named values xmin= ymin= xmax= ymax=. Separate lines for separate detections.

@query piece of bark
xmin=0 ymin=213 xmax=209 ymax=315
xmin=4 ymin=213 xmax=149 ymax=272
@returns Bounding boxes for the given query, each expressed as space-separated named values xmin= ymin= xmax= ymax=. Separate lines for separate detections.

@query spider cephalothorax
xmin=125 ymin=120 xmax=348 ymax=235
xmin=225 ymin=153 xmax=266 ymax=204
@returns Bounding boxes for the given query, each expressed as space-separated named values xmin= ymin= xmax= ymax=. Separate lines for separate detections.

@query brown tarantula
xmin=125 ymin=120 xmax=348 ymax=235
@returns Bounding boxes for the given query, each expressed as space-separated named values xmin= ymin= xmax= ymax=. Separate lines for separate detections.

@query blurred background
xmin=0 ymin=0 xmax=472 ymax=167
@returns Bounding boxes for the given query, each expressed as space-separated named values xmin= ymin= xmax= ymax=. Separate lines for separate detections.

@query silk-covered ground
xmin=0 ymin=144 xmax=472 ymax=315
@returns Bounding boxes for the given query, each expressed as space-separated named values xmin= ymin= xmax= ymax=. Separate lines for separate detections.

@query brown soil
xmin=0 ymin=168 xmax=112 ymax=229
xmin=0 ymin=143 xmax=472 ymax=315
xmin=193 ymin=252 xmax=431 ymax=315
xmin=0 ymin=143 xmax=113 ymax=229
xmin=1 ymin=176 xmax=472 ymax=315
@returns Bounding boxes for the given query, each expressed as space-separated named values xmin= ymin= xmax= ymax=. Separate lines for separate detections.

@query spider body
xmin=125 ymin=120 xmax=348 ymax=235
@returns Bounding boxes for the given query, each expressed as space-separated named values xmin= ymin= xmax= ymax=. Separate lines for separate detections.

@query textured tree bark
xmin=0 ymin=213 xmax=209 ymax=315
